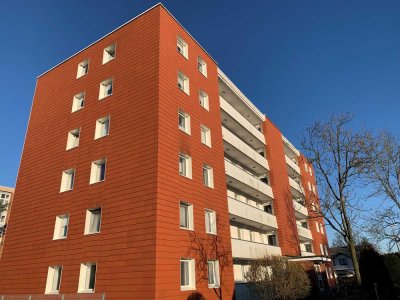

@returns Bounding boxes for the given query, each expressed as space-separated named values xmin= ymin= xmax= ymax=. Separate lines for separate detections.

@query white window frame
xmin=200 ymin=125 xmax=211 ymax=147
xmin=60 ymin=169 xmax=75 ymax=192
xmin=66 ymin=128 xmax=80 ymax=150
xmin=76 ymin=60 xmax=89 ymax=78
xmin=205 ymin=209 xmax=217 ymax=235
xmin=177 ymin=71 xmax=190 ymax=95
xmin=98 ymin=78 xmax=113 ymax=100
xmin=180 ymin=258 xmax=195 ymax=291
xmin=179 ymin=201 xmax=194 ymax=231
xmin=315 ymin=221 xmax=320 ymax=233
xmin=202 ymin=164 xmax=214 ymax=188
xmin=53 ymin=214 xmax=69 ymax=240
xmin=178 ymin=110 xmax=191 ymax=134
xmin=45 ymin=266 xmax=62 ymax=294
xmin=309 ymin=167 xmax=313 ymax=176
xmin=72 ymin=92 xmax=85 ymax=112
xmin=197 ymin=56 xmax=207 ymax=77
xmin=207 ymin=260 xmax=220 ymax=288
xmin=94 ymin=116 xmax=110 ymax=139
xmin=78 ymin=262 xmax=97 ymax=293
xmin=179 ymin=154 xmax=192 ymax=179
xmin=177 ymin=36 xmax=188 ymax=59
xmin=320 ymin=224 xmax=324 ymax=234
xmin=102 ymin=44 xmax=116 ymax=64
xmin=199 ymin=90 xmax=209 ymax=111
xmin=308 ymin=181 xmax=312 ymax=191
xmin=90 ymin=159 xmax=106 ymax=184
xmin=84 ymin=208 xmax=102 ymax=235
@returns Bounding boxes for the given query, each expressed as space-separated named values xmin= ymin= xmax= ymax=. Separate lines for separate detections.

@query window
xmin=95 ymin=116 xmax=110 ymax=139
xmin=309 ymin=167 xmax=313 ymax=176
xmin=177 ymin=36 xmax=188 ymax=59
xmin=102 ymin=44 xmax=116 ymax=64
xmin=180 ymin=258 xmax=195 ymax=290
xmin=66 ymin=128 xmax=80 ymax=150
xmin=45 ymin=266 xmax=62 ymax=294
xmin=319 ymin=244 xmax=324 ymax=255
xmin=207 ymin=260 xmax=220 ymax=288
xmin=304 ymin=163 xmax=309 ymax=172
xmin=99 ymin=79 xmax=113 ymax=100
xmin=324 ymin=245 xmax=329 ymax=256
xmin=197 ymin=56 xmax=207 ymax=77
xmin=78 ymin=263 xmax=97 ymax=293
xmin=264 ymin=204 xmax=273 ymax=214
xmin=60 ymin=169 xmax=75 ymax=192
xmin=312 ymin=184 xmax=316 ymax=194
xmin=315 ymin=221 xmax=320 ymax=233
xmin=339 ymin=258 xmax=348 ymax=265
xmin=76 ymin=60 xmax=89 ymax=78
xmin=205 ymin=209 xmax=217 ymax=234
xmin=308 ymin=181 xmax=312 ymax=191
xmin=90 ymin=159 xmax=106 ymax=184
xmin=177 ymin=71 xmax=189 ymax=95
xmin=72 ymin=92 xmax=85 ymax=112
xmin=178 ymin=110 xmax=191 ymax=134
xmin=305 ymin=243 xmax=313 ymax=253
xmin=202 ymin=164 xmax=214 ymax=188
xmin=53 ymin=215 xmax=69 ymax=240
xmin=179 ymin=154 xmax=192 ymax=179
xmin=268 ymin=234 xmax=277 ymax=246
xmin=320 ymin=224 xmax=324 ymax=234
xmin=179 ymin=201 xmax=193 ymax=230
xmin=199 ymin=90 xmax=209 ymax=110
xmin=84 ymin=208 xmax=101 ymax=234
xmin=200 ymin=126 xmax=211 ymax=147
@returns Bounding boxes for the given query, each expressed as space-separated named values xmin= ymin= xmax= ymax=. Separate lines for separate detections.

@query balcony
xmin=225 ymin=159 xmax=274 ymax=202
xmin=301 ymin=251 xmax=315 ymax=257
xmin=289 ymin=177 xmax=303 ymax=196
xmin=297 ymin=226 xmax=313 ymax=241
xmin=220 ymin=96 xmax=265 ymax=150
xmin=293 ymin=200 xmax=308 ymax=218
xmin=231 ymin=239 xmax=282 ymax=259
xmin=223 ymin=126 xmax=269 ymax=175
xmin=285 ymin=155 xmax=301 ymax=176
xmin=228 ymin=197 xmax=278 ymax=230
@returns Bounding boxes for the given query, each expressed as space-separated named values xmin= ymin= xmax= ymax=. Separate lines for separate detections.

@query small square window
xmin=90 ymin=159 xmax=106 ymax=184
xmin=177 ymin=36 xmax=188 ymax=59
xmin=84 ymin=208 xmax=101 ymax=235
xmin=95 ymin=116 xmax=110 ymax=139
xmin=180 ymin=201 xmax=193 ymax=230
xmin=72 ymin=92 xmax=85 ymax=112
xmin=207 ymin=260 xmax=220 ymax=288
xmin=199 ymin=91 xmax=209 ymax=110
xmin=200 ymin=125 xmax=211 ymax=147
xmin=205 ymin=209 xmax=217 ymax=235
xmin=66 ymin=128 xmax=80 ymax=150
xmin=76 ymin=60 xmax=89 ymax=78
xmin=197 ymin=56 xmax=207 ymax=77
xmin=99 ymin=79 xmax=113 ymax=100
xmin=179 ymin=154 xmax=192 ymax=179
xmin=102 ymin=44 xmax=116 ymax=64
xmin=45 ymin=266 xmax=62 ymax=294
xmin=202 ymin=164 xmax=214 ymax=188
xmin=178 ymin=110 xmax=190 ymax=134
xmin=180 ymin=258 xmax=195 ymax=290
xmin=178 ymin=71 xmax=189 ymax=95
xmin=305 ymin=243 xmax=313 ymax=253
xmin=78 ymin=263 xmax=97 ymax=293
xmin=60 ymin=169 xmax=75 ymax=192
xmin=53 ymin=214 xmax=69 ymax=240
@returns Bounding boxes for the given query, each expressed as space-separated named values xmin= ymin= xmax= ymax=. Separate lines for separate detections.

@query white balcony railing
xmin=289 ymin=177 xmax=304 ymax=195
xmin=297 ymin=226 xmax=313 ymax=240
xmin=285 ymin=155 xmax=301 ymax=175
xmin=228 ymin=197 xmax=278 ymax=229
xmin=301 ymin=251 xmax=315 ymax=256
xmin=293 ymin=200 xmax=308 ymax=218
xmin=231 ymin=239 xmax=282 ymax=259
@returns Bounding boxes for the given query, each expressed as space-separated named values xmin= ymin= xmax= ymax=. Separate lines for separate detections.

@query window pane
xmin=203 ymin=167 xmax=208 ymax=185
xmin=88 ymin=264 xmax=96 ymax=290
xmin=99 ymin=163 xmax=106 ymax=181
xmin=180 ymin=204 xmax=188 ymax=228
xmin=180 ymin=261 xmax=189 ymax=286
xmin=90 ymin=209 xmax=101 ymax=233
xmin=208 ymin=262 xmax=215 ymax=285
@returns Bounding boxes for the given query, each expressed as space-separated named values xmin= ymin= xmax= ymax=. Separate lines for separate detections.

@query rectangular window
xmin=84 ymin=208 xmax=101 ymax=234
xmin=268 ymin=234 xmax=277 ymax=246
xmin=102 ymin=44 xmax=116 ymax=64
xmin=99 ymin=79 xmax=113 ymax=100
xmin=200 ymin=125 xmax=211 ymax=147
xmin=305 ymin=243 xmax=313 ymax=253
xmin=95 ymin=116 xmax=110 ymax=139
xmin=90 ymin=159 xmax=106 ymax=184
xmin=312 ymin=184 xmax=316 ymax=194
xmin=179 ymin=154 xmax=192 ymax=179
xmin=207 ymin=260 xmax=220 ymax=288
xmin=78 ymin=263 xmax=97 ymax=293
xmin=53 ymin=215 xmax=69 ymax=240
xmin=72 ymin=92 xmax=85 ymax=112
xmin=66 ymin=128 xmax=80 ymax=150
xmin=308 ymin=181 xmax=312 ymax=191
xmin=60 ymin=169 xmax=75 ymax=192
xmin=178 ymin=71 xmax=189 ymax=95
xmin=202 ymin=164 xmax=214 ymax=188
xmin=320 ymin=224 xmax=324 ymax=234
xmin=45 ymin=266 xmax=62 ymax=294
xmin=180 ymin=258 xmax=195 ymax=290
xmin=309 ymin=167 xmax=313 ymax=176
xmin=205 ymin=209 xmax=217 ymax=234
xmin=177 ymin=36 xmax=188 ymax=59
xmin=197 ymin=56 xmax=207 ymax=77
xmin=315 ymin=221 xmax=320 ymax=233
xmin=178 ymin=110 xmax=191 ymax=134
xmin=179 ymin=201 xmax=193 ymax=230
xmin=199 ymin=90 xmax=209 ymax=110
xmin=76 ymin=60 xmax=89 ymax=78
xmin=339 ymin=258 xmax=348 ymax=265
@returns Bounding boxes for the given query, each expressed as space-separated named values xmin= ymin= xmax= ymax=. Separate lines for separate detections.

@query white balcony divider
xmin=231 ymin=239 xmax=282 ymax=259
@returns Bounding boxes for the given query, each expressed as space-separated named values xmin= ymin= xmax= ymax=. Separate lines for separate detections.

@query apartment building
xmin=0 ymin=186 xmax=14 ymax=255
xmin=0 ymin=3 xmax=334 ymax=299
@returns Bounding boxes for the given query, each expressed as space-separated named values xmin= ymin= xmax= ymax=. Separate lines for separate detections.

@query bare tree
xmin=301 ymin=113 xmax=371 ymax=287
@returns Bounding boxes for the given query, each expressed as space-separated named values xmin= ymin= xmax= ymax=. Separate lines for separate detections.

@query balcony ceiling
xmin=226 ymin=174 xmax=272 ymax=203
xmin=229 ymin=213 xmax=277 ymax=232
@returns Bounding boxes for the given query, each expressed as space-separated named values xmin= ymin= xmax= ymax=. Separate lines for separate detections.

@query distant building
xmin=0 ymin=186 xmax=14 ymax=256
xmin=330 ymin=246 xmax=359 ymax=278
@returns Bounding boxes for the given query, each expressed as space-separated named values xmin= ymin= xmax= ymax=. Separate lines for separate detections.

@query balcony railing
xmin=289 ymin=177 xmax=303 ymax=195
xmin=231 ymin=238 xmax=282 ymax=259
xmin=285 ymin=155 xmax=301 ymax=176
xmin=292 ymin=200 xmax=308 ymax=218
xmin=297 ymin=225 xmax=313 ymax=240
xmin=301 ymin=250 xmax=315 ymax=257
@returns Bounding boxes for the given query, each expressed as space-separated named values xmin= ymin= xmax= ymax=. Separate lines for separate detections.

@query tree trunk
xmin=349 ymin=240 xmax=362 ymax=286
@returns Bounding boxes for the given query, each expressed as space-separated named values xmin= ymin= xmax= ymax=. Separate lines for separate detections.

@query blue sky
xmin=1 ymin=1 xmax=400 ymax=246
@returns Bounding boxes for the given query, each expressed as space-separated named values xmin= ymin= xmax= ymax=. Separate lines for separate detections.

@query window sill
xmin=178 ymin=88 xmax=190 ymax=96
xmin=45 ymin=291 xmax=60 ymax=295
xmin=71 ymin=108 xmax=84 ymax=113
xmin=94 ymin=134 xmax=109 ymax=141
xmin=102 ymin=58 xmax=115 ymax=65
xmin=180 ymin=227 xmax=194 ymax=232
xmin=206 ymin=232 xmax=217 ymax=236
xmin=78 ymin=290 xmax=95 ymax=294
xmin=59 ymin=189 xmax=73 ymax=193
xmin=66 ymin=146 xmax=78 ymax=151
xmin=180 ymin=286 xmax=195 ymax=291
xmin=208 ymin=284 xmax=220 ymax=289
xmin=199 ymin=71 xmax=207 ymax=78
xmin=89 ymin=180 xmax=105 ymax=185
xmin=84 ymin=231 xmax=100 ymax=236
xmin=179 ymin=174 xmax=192 ymax=180
xmin=178 ymin=128 xmax=191 ymax=135
xmin=53 ymin=237 xmax=67 ymax=241
xmin=99 ymin=94 xmax=112 ymax=101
